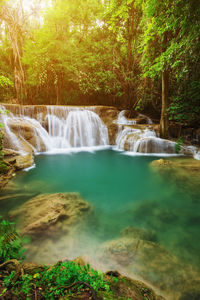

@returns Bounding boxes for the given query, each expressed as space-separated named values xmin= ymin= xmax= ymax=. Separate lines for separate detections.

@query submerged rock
xmin=98 ymin=235 xmax=200 ymax=299
xmin=9 ymin=193 xmax=92 ymax=235
xmin=71 ymin=256 xmax=165 ymax=299
xmin=150 ymin=157 xmax=200 ymax=197
xmin=127 ymin=200 xmax=178 ymax=232
xmin=120 ymin=226 xmax=157 ymax=242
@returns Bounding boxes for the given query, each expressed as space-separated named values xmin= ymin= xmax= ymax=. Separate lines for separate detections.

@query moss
xmin=103 ymin=275 xmax=165 ymax=300
xmin=96 ymin=290 xmax=115 ymax=299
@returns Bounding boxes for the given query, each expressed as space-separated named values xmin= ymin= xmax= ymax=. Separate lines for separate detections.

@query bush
xmin=175 ymin=137 xmax=183 ymax=154
xmin=0 ymin=219 xmax=112 ymax=299
xmin=0 ymin=218 xmax=26 ymax=263
xmin=2 ymin=261 xmax=111 ymax=299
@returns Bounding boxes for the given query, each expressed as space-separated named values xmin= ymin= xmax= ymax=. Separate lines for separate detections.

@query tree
xmin=139 ymin=0 xmax=200 ymax=136
xmin=104 ymin=0 xmax=142 ymax=108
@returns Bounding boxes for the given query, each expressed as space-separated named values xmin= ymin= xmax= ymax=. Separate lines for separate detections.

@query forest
xmin=0 ymin=0 xmax=199 ymax=137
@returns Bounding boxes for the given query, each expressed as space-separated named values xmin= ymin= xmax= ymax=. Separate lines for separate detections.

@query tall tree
xmin=139 ymin=0 xmax=200 ymax=136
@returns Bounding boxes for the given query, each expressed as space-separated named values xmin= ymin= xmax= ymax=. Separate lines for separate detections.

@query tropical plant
xmin=175 ymin=137 xmax=183 ymax=154
xmin=0 ymin=218 xmax=25 ymax=263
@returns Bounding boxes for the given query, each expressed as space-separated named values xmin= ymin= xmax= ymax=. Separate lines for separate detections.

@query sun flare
xmin=21 ymin=0 xmax=50 ymax=13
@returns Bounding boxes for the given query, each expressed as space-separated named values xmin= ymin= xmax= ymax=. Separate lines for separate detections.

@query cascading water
xmin=115 ymin=110 xmax=179 ymax=154
xmin=116 ymin=126 xmax=158 ymax=152
xmin=0 ymin=106 xmax=53 ymax=153
xmin=0 ymin=105 xmax=109 ymax=153
xmin=116 ymin=110 xmax=153 ymax=126
xmin=45 ymin=108 xmax=108 ymax=148
xmin=117 ymin=110 xmax=137 ymax=125
xmin=115 ymin=111 xmax=200 ymax=156
xmin=1 ymin=104 xmax=199 ymax=159
xmin=0 ymin=108 xmax=22 ymax=152
xmin=194 ymin=151 xmax=200 ymax=160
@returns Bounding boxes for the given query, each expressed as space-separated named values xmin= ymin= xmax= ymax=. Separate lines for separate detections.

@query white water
xmin=116 ymin=126 xmax=160 ymax=152
xmin=116 ymin=110 xmax=153 ymax=125
xmin=0 ymin=105 xmax=109 ymax=153
xmin=117 ymin=110 xmax=137 ymax=125
xmin=46 ymin=107 xmax=108 ymax=148
xmin=115 ymin=109 xmax=170 ymax=154
xmin=0 ymin=109 xmax=22 ymax=152
xmin=194 ymin=151 xmax=200 ymax=160
xmin=116 ymin=111 xmax=159 ymax=152
xmin=115 ymin=111 xmax=189 ymax=155
xmin=1 ymin=105 xmax=199 ymax=160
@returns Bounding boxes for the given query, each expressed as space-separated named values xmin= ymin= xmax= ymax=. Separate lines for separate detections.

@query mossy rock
xmin=97 ymin=274 xmax=165 ymax=300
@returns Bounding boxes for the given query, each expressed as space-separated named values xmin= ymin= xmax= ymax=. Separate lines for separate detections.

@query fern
xmin=0 ymin=218 xmax=26 ymax=263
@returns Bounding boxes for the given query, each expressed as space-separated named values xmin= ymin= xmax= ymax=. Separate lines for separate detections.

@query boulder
xmin=98 ymin=235 xmax=200 ymax=299
xmin=120 ymin=226 xmax=157 ymax=242
xmin=5 ymin=153 xmax=34 ymax=170
xmin=3 ymin=149 xmax=22 ymax=157
xmin=72 ymin=256 xmax=165 ymax=300
xmin=136 ymin=137 xmax=176 ymax=154
xmin=5 ymin=119 xmax=48 ymax=152
xmin=9 ymin=193 xmax=92 ymax=235
xmin=150 ymin=157 xmax=200 ymax=198
xmin=96 ymin=107 xmax=119 ymax=145
xmin=150 ymin=157 xmax=200 ymax=181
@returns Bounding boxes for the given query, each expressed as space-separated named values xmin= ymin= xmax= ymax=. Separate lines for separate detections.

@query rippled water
xmin=1 ymin=150 xmax=200 ymax=299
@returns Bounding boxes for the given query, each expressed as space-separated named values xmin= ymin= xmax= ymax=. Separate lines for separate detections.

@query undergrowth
xmin=0 ymin=219 xmax=114 ymax=299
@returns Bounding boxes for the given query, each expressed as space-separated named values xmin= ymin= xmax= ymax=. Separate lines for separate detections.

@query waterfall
xmin=45 ymin=108 xmax=108 ymax=148
xmin=194 ymin=151 xmax=200 ymax=160
xmin=115 ymin=111 xmax=200 ymax=157
xmin=116 ymin=126 xmax=158 ymax=152
xmin=0 ymin=108 xmax=22 ymax=152
xmin=116 ymin=110 xmax=153 ymax=125
xmin=115 ymin=110 xmax=181 ymax=154
xmin=117 ymin=110 xmax=137 ymax=125
xmin=0 ymin=105 xmax=109 ymax=153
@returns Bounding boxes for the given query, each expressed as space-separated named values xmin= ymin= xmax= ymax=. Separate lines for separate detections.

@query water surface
xmin=1 ymin=150 xmax=200 ymax=299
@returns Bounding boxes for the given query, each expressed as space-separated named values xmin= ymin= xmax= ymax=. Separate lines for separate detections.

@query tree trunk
xmin=127 ymin=1 xmax=134 ymax=71
xmin=160 ymin=31 xmax=169 ymax=138
xmin=126 ymin=1 xmax=135 ymax=108
xmin=160 ymin=68 xmax=169 ymax=138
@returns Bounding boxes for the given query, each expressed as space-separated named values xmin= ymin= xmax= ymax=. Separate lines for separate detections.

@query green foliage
xmin=175 ymin=137 xmax=183 ymax=154
xmin=38 ymin=261 xmax=110 ymax=299
xmin=168 ymin=80 xmax=200 ymax=126
xmin=0 ymin=218 xmax=111 ymax=299
xmin=0 ymin=218 xmax=26 ymax=263
xmin=3 ymin=261 xmax=111 ymax=299
xmin=0 ymin=75 xmax=13 ymax=88
xmin=0 ymin=0 xmax=199 ymax=124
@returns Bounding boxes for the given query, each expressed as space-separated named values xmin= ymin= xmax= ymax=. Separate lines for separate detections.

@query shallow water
xmin=1 ymin=149 xmax=200 ymax=299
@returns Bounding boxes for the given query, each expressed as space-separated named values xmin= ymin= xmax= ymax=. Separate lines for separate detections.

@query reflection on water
xmin=1 ymin=150 xmax=200 ymax=300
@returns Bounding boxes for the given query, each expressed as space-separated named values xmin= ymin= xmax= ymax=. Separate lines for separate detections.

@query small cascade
xmin=117 ymin=110 xmax=137 ymax=125
xmin=0 ymin=105 xmax=109 ymax=153
xmin=0 ymin=108 xmax=22 ymax=152
xmin=134 ymin=137 xmax=176 ymax=154
xmin=116 ymin=126 xmax=157 ymax=152
xmin=21 ymin=117 xmax=53 ymax=152
xmin=194 ymin=151 xmax=200 ymax=160
xmin=0 ymin=106 xmax=53 ymax=153
xmin=138 ymin=113 xmax=153 ymax=124
xmin=45 ymin=109 xmax=108 ymax=148
xmin=116 ymin=110 xmax=153 ymax=125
